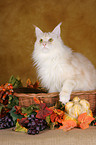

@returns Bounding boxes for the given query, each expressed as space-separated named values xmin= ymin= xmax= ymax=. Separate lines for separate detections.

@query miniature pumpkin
xmin=65 ymin=97 xmax=91 ymax=119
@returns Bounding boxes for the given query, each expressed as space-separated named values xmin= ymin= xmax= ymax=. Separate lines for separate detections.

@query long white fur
xmin=32 ymin=23 xmax=96 ymax=104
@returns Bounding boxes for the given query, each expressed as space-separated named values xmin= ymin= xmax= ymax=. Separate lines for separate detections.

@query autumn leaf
xmin=78 ymin=112 xmax=95 ymax=129
xmin=14 ymin=106 xmax=27 ymax=116
xmin=33 ymin=97 xmax=40 ymax=104
xmin=26 ymin=78 xmax=32 ymax=87
xmin=18 ymin=117 xmax=29 ymax=128
xmin=33 ymin=81 xmax=39 ymax=89
xmin=50 ymin=109 xmax=64 ymax=123
xmin=33 ymin=97 xmax=53 ymax=119
xmin=53 ymin=109 xmax=64 ymax=117
xmin=26 ymin=79 xmax=40 ymax=89
xmin=21 ymin=105 xmax=39 ymax=116
xmin=50 ymin=112 xmax=57 ymax=123
xmin=36 ymin=103 xmax=53 ymax=119
xmin=9 ymin=106 xmax=24 ymax=123
xmin=14 ymin=119 xmax=28 ymax=133
xmin=58 ymin=120 xmax=77 ymax=131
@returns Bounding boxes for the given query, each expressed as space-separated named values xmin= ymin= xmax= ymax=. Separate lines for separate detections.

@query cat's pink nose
xmin=43 ymin=43 xmax=46 ymax=47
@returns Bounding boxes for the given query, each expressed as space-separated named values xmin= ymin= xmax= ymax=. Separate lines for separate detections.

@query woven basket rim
xmin=14 ymin=92 xmax=59 ymax=98
xmin=14 ymin=90 xmax=96 ymax=98
xmin=71 ymin=90 xmax=96 ymax=95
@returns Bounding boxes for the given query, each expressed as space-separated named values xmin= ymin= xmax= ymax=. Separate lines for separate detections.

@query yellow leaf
xmin=15 ymin=121 xmax=28 ymax=133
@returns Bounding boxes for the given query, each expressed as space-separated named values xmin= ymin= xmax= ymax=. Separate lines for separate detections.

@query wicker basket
xmin=14 ymin=90 xmax=96 ymax=114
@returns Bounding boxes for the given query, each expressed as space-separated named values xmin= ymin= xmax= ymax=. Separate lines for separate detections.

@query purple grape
xmin=26 ymin=115 xmax=47 ymax=135
xmin=35 ymin=118 xmax=39 ymax=124
xmin=31 ymin=130 xmax=36 ymax=135
xmin=10 ymin=121 xmax=14 ymax=127
xmin=3 ymin=123 xmax=7 ymax=128
xmin=39 ymin=119 xmax=44 ymax=123
xmin=28 ymin=117 xmax=31 ymax=121
xmin=36 ymin=130 xmax=39 ymax=134
xmin=31 ymin=114 xmax=35 ymax=119
xmin=5 ymin=116 xmax=8 ymax=122
xmin=0 ymin=118 xmax=2 ymax=123
xmin=36 ymin=126 xmax=40 ymax=131
xmin=27 ymin=122 xmax=32 ymax=128
xmin=0 ymin=123 xmax=4 ymax=129
xmin=0 ymin=113 xmax=14 ymax=129
xmin=8 ymin=118 xmax=11 ymax=122
xmin=40 ymin=125 xmax=46 ymax=131
xmin=31 ymin=121 xmax=36 ymax=126
xmin=27 ymin=129 xmax=36 ymax=135
xmin=27 ymin=129 xmax=32 ymax=134
xmin=1 ymin=117 xmax=5 ymax=122
xmin=37 ymin=122 xmax=41 ymax=127
xmin=30 ymin=126 xmax=35 ymax=130
xmin=6 ymin=122 xmax=10 ymax=128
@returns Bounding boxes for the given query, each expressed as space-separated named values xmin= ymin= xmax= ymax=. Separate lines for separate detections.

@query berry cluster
xmin=0 ymin=83 xmax=13 ymax=105
xmin=19 ymin=114 xmax=47 ymax=135
xmin=0 ymin=113 xmax=14 ymax=129
xmin=27 ymin=114 xmax=47 ymax=135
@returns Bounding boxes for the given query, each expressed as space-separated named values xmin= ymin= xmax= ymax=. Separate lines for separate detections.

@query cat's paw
xmin=59 ymin=91 xmax=70 ymax=104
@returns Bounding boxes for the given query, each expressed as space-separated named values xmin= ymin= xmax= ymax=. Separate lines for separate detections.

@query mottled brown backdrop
xmin=0 ymin=0 xmax=96 ymax=85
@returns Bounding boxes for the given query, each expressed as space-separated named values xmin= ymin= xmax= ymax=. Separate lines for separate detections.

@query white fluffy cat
xmin=32 ymin=23 xmax=96 ymax=104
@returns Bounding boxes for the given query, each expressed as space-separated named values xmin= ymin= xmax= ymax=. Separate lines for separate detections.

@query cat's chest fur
xmin=37 ymin=55 xmax=73 ymax=91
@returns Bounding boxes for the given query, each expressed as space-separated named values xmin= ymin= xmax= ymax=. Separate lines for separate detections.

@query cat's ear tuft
xmin=33 ymin=25 xmax=43 ymax=37
xmin=52 ymin=22 xmax=62 ymax=36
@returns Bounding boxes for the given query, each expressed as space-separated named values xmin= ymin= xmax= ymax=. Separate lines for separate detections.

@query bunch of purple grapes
xmin=27 ymin=114 xmax=47 ymax=135
xmin=0 ymin=113 xmax=14 ymax=129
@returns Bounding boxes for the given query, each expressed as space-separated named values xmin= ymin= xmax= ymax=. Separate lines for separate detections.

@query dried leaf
xmin=50 ymin=109 xmax=64 ymax=123
xmin=14 ymin=120 xmax=28 ymax=133
xmin=9 ymin=106 xmax=24 ymax=123
xmin=78 ymin=112 xmax=95 ymax=129
xmin=26 ymin=78 xmax=32 ymax=87
xmin=33 ymin=97 xmax=40 ymax=104
xmin=50 ymin=112 xmax=57 ymax=123
xmin=33 ymin=81 xmax=39 ymax=89
xmin=58 ymin=120 xmax=77 ymax=131
xmin=36 ymin=103 xmax=53 ymax=119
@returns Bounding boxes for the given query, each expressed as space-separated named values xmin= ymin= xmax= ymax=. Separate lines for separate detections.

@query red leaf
xmin=18 ymin=117 xmax=29 ymax=127
xmin=26 ymin=79 xmax=39 ymax=89
xmin=36 ymin=103 xmax=53 ymax=119
xmin=33 ymin=81 xmax=39 ymax=89
xmin=14 ymin=106 xmax=24 ymax=116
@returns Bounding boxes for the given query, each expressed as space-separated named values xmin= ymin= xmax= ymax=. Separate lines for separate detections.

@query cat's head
xmin=34 ymin=23 xmax=63 ymax=54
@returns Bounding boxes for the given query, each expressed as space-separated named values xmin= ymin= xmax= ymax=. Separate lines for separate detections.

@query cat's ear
xmin=52 ymin=22 xmax=62 ymax=36
xmin=34 ymin=25 xmax=43 ymax=37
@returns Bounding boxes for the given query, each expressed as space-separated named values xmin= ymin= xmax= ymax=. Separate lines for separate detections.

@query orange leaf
xmin=26 ymin=78 xmax=32 ymax=87
xmin=33 ymin=97 xmax=40 ymax=104
xmin=50 ymin=112 xmax=57 ymax=123
xmin=79 ymin=122 xmax=89 ymax=129
xmin=58 ymin=120 xmax=77 ymax=131
xmin=78 ymin=113 xmax=95 ymax=129
xmin=50 ymin=109 xmax=64 ymax=123
xmin=54 ymin=109 xmax=64 ymax=116
xmin=78 ymin=112 xmax=87 ymax=123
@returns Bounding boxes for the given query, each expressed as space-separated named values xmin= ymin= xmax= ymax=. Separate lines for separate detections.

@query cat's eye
xmin=48 ymin=38 xmax=53 ymax=42
xmin=40 ymin=39 xmax=43 ymax=43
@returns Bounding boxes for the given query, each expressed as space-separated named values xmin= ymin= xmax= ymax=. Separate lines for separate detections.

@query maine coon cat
xmin=32 ymin=23 xmax=96 ymax=104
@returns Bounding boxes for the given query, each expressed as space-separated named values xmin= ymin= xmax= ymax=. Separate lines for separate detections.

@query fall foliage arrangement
xmin=0 ymin=76 xmax=96 ymax=135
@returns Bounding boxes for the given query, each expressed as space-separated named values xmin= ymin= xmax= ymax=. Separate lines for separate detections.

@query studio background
xmin=0 ymin=0 xmax=96 ymax=85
